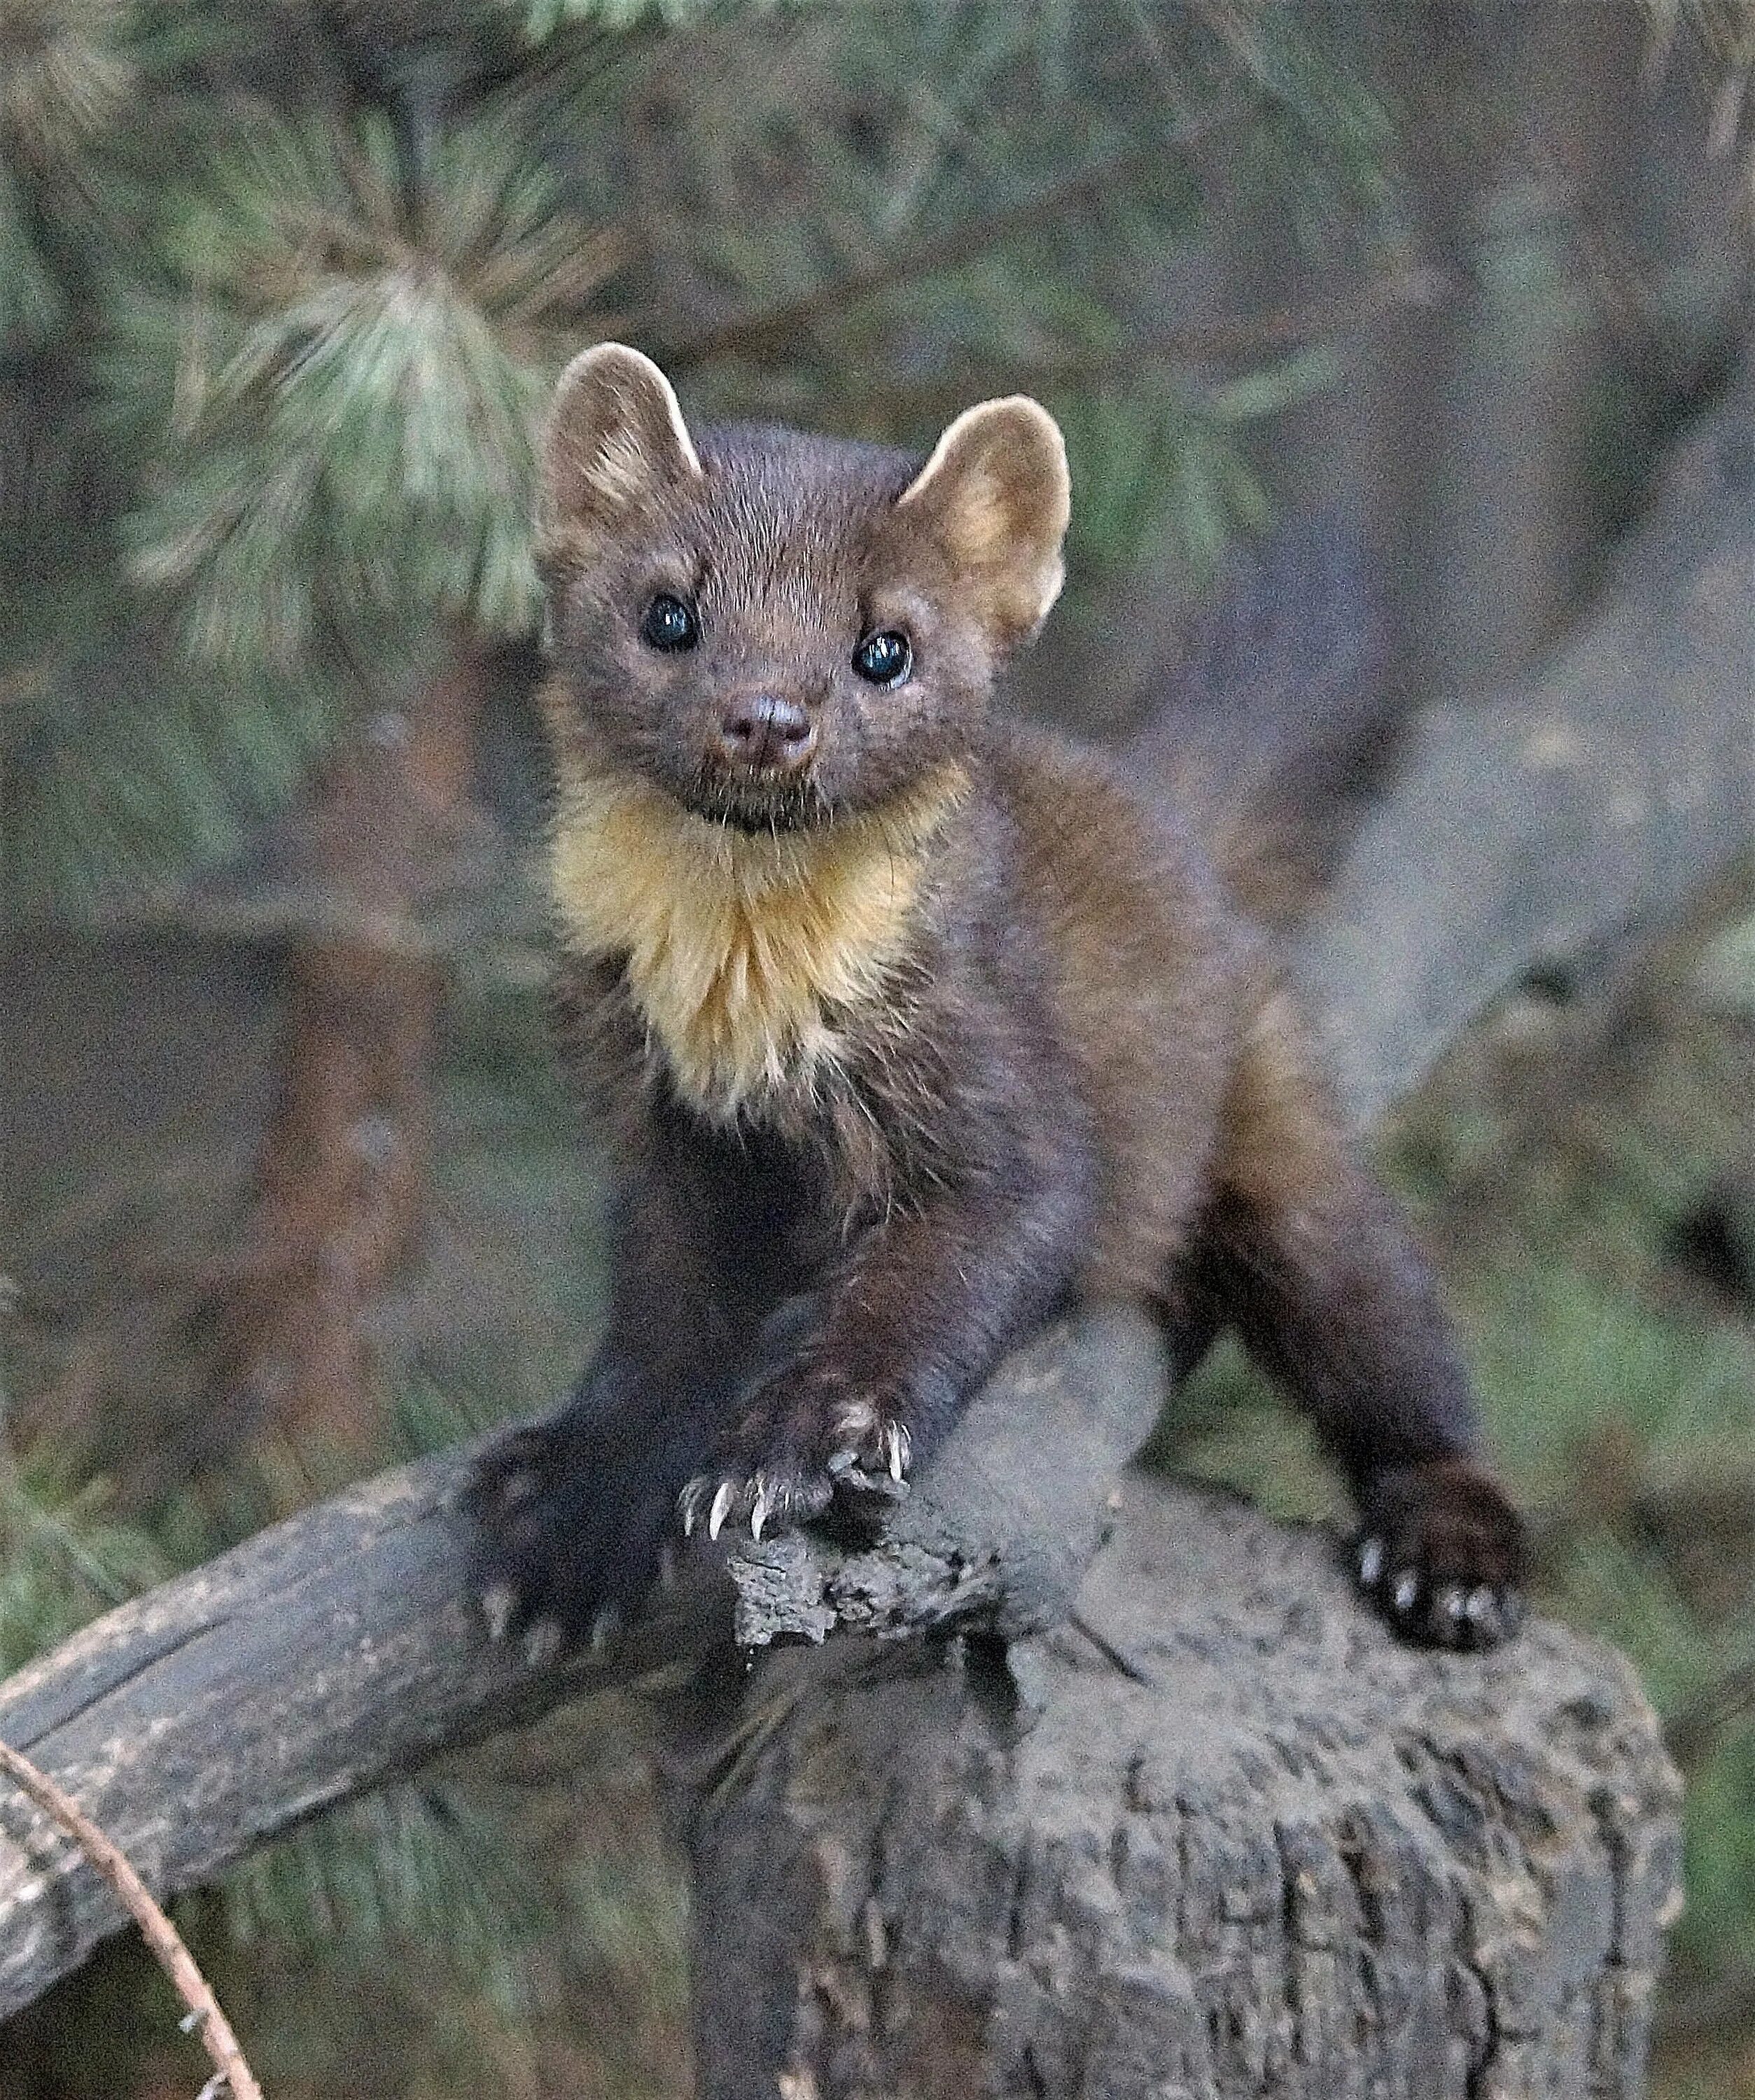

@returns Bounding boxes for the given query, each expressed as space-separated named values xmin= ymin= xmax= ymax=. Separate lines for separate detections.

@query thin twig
xmin=1068 ymin=1607 xmax=1158 ymax=1687
xmin=0 ymin=1735 xmax=266 ymax=2100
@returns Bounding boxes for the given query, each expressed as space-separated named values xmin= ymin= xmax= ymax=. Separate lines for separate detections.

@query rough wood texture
xmin=0 ymin=1314 xmax=1685 ymax=2097
xmin=726 ymin=1312 xmax=1166 ymax=1649
xmin=0 ymin=1313 xmax=1155 ymax=2024
xmin=0 ymin=1439 xmax=601 ymax=2024
xmin=694 ymin=1477 xmax=1682 ymax=2100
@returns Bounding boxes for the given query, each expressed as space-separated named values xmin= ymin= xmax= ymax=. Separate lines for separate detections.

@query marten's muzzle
xmin=708 ymin=690 xmax=818 ymax=778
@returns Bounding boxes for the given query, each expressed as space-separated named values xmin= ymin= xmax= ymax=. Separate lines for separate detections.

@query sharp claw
xmin=1392 ymin=1570 xmax=1420 ymax=1616
xmin=524 ymin=1618 xmax=562 ymax=1668
xmin=589 ymin=1605 xmax=622 ymax=1654
xmin=708 ymin=1481 xmax=735 ymax=1541
xmin=1465 ymin=1585 xmax=1509 ymax=1644
xmin=1439 ymin=1583 xmax=1468 ymax=1627
xmin=750 ymin=1488 xmax=770 ymax=1541
xmin=678 ymin=1480 xmax=703 ymax=1537
xmin=827 ymin=1448 xmax=861 ymax=1480
xmin=1357 ymin=1536 xmax=1385 ymax=1588
xmin=884 ymin=1423 xmax=906 ymax=1481
xmin=482 ymin=1583 xmax=515 ymax=1644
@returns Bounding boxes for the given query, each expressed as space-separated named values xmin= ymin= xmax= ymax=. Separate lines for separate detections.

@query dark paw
xmin=1355 ymin=1458 xmax=1527 ymax=1650
xmin=680 ymin=1370 xmax=911 ymax=1544
xmin=466 ymin=1413 xmax=680 ymax=1661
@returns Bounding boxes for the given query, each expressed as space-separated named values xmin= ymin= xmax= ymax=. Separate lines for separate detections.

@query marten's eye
xmin=640 ymin=593 xmax=699 ymax=651
xmin=853 ymin=629 xmax=911 ymax=688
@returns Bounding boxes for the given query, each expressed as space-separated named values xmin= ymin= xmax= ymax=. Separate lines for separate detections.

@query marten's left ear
xmin=897 ymin=396 xmax=1070 ymax=644
xmin=540 ymin=342 xmax=704 ymax=558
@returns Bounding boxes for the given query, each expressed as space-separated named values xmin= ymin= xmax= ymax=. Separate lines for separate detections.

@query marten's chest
xmin=549 ymin=769 xmax=965 ymax=1121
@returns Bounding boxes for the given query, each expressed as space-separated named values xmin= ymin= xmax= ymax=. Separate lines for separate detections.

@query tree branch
xmin=1296 ymin=355 xmax=1755 ymax=1124
xmin=0 ymin=1312 xmax=1157 ymax=2023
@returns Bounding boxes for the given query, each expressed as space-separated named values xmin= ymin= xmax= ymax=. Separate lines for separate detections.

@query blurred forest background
xmin=0 ymin=0 xmax=1751 ymax=2094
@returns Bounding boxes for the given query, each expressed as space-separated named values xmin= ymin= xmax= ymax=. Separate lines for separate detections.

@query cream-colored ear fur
xmin=897 ymin=396 xmax=1070 ymax=643
xmin=540 ymin=342 xmax=703 ymax=552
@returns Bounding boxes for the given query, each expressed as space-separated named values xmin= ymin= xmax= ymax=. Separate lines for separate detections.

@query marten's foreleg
xmin=1185 ymin=992 xmax=1526 ymax=1648
xmin=683 ymin=1110 xmax=1098 ymax=1541
xmin=468 ymin=1142 xmax=763 ymax=1647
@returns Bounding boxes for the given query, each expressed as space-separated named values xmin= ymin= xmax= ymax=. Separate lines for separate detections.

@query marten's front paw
xmin=680 ymin=1372 xmax=911 ymax=1543
xmin=1355 ymin=1458 xmax=1527 ymax=1650
xmin=467 ymin=1415 xmax=678 ymax=1661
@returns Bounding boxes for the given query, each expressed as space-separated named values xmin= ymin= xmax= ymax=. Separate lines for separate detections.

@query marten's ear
xmin=896 ymin=396 xmax=1070 ymax=644
xmin=540 ymin=343 xmax=703 ymax=550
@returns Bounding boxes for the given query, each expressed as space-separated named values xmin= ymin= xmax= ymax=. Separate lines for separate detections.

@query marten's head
xmin=537 ymin=344 xmax=1069 ymax=834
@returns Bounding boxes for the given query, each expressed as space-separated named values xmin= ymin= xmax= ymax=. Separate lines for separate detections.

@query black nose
xmin=713 ymin=692 xmax=817 ymax=774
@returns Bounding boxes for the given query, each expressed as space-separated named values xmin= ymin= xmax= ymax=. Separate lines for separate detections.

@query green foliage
xmin=512 ymin=0 xmax=726 ymax=36
xmin=4 ymin=623 xmax=344 ymax=914
xmin=113 ymin=105 xmax=616 ymax=664
xmin=3 ymin=0 xmax=1399 ymax=918
xmin=2 ymin=1280 xmax=155 ymax=1676
xmin=215 ymin=1751 xmax=689 ymax=2098
xmin=0 ymin=0 xmax=134 ymax=162
xmin=0 ymin=160 xmax=69 ymax=346
xmin=225 ymin=1785 xmax=557 ymax=2012
xmin=0 ymin=0 xmax=135 ymax=347
xmin=1462 ymin=1261 xmax=1755 ymax=1506
xmin=0 ymin=1450 xmax=166 ymax=1674
xmin=1695 ymin=909 xmax=1755 ymax=1016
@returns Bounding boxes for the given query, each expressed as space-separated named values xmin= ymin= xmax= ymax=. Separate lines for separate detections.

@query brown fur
xmin=472 ymin=344 xmax=1526 ymax=1653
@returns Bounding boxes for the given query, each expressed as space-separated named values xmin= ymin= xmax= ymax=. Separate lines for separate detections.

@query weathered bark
xmin=0 ymin=1313 xmax=1156 ymax=2024
xmin=0 ymin=1314 xmax=1684 ymax=2100
xmin=694 ymin=1479 xmax=1681 ymax=2100
xmin=216 ymin=636 xmax=491 ymax=1454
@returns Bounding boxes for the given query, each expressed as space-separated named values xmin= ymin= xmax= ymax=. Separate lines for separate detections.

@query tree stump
xmin=691 ymin=1476 xmax=1681 ymax=2100
xmin=0 ymin=1317 xmax=1683 ymax=2098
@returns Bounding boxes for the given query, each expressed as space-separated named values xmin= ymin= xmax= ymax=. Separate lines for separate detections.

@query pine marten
xmin=470 ymin=343 xmax=1526 ymax=1654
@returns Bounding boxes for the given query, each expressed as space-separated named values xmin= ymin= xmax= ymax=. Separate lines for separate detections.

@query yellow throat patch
xmin=549 ymin=763 xmax=968 ymax=1116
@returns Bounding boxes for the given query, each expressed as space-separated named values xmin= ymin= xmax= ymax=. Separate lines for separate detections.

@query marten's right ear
xmin=540 ymin=343 xmax=704 ymax=552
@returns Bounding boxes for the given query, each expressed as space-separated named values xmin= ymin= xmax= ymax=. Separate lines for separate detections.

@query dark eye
xmin=852 ymin=629 xmax=911 ymax=687
xmin=640 ymin=593 xmax=699 ymax=651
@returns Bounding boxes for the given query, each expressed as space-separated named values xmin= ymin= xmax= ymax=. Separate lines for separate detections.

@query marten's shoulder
xmin=986 ymin=722 xmax=1247 ymax=972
